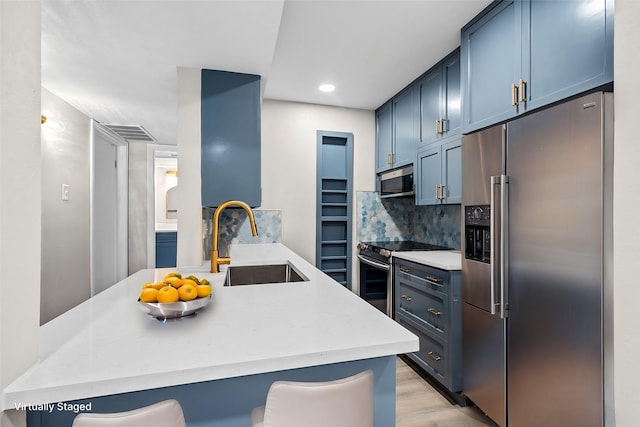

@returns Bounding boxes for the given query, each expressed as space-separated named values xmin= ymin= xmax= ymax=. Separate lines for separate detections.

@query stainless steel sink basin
xmin=224 ymin=263 xmax=308 ymax=286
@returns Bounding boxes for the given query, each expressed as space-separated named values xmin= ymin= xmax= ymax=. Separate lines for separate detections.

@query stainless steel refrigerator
xmin=461 ymin=92 xmax=614 ymax=427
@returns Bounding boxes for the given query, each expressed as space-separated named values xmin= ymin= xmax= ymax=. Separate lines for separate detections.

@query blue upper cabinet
xmin=524 ymin=0 xmax=614 ymax=111
xmin=461 ymin=0 xmax=613 ymax=134
xmin=416 ymin=136 xmax=462 ymax=206
xmin=416 ymin=145 xmax=441 ymax=206
xmin=419 ymin=67 xmax=443 ymax=146
xmin=201 ymin=69 xmax=261 ymax=207
xmin=420 ymin=49 xmax=462 ymax=146
xmin=376 ymin=86 xmax=418 ymax=173
xmin=392 ymin=85 xmax=419 ymax=168
xmin=461 ymin=1 xmax=522 ymax=134
xmin=375 ymin=101 xmax=393 ymax=173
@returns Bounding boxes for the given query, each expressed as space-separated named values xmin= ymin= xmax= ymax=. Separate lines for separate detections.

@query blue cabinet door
xmin=156 ymin=232 xmax=177 ymax=268
xmin=416 ymin=146 xmax=441 ymax=206
xmin=375 ymin=101 xmax=393 ymax=173
xmin=461 ymin=0 xmax=523 ymax=134
xmin=201 ymin=70 xmax=261 ymax=207
xmin=419 ymin=68 xmax=444 ymax=146
xmin=441 ymin=138 xmax=462 ymax=204
xmin=420 ymin=49 xmax=461 ymax=145
xmin=523 ymin=0 xmax=613 ymax=111
xmin=443 ymin=53 xmax=461 ymax=137
xmin=393 ymin=86 xmax=419 ymax=168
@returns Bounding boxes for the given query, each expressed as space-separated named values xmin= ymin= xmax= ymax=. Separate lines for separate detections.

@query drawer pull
xmin=427 ymin=308 xmax=442 ymax=316
xmin=400 ymin=266 xmax=411 ymax=273
xmin=427 ymin=351 xmax=442 ymax=361
xmin=400 ymin=294 xmax=412 ymax=302
xmin=425 ymin=275 xmax=442 ymax=284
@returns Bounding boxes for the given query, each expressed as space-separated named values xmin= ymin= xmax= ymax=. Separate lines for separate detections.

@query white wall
xmin=613 ymin=1 xmax=640 ymax=425
xmin=0 ymin=1 xmax=41 ymax=426
xmin=127 ymin=142 xmax=149 ymax=274
xmin=176 ymin=67 xmax=203 ymax=267
xmin=154 ymin=163 xmax=178 ymax=230
xmin=261 ymin=100 xmax=375 ymax=285
xmin=40 ymin=88 xmax=93 ymax=325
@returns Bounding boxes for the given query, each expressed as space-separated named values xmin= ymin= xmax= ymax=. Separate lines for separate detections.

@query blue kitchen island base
xmin=27 ymin=356 xmax=396 ymax=427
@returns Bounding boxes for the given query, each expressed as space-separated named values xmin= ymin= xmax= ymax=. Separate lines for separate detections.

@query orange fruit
xmin=164 ymin=276 xmax=183 ymax=287
xmin=199 ymin=278 xmax=210 ymax=287
xmin=142 ymin=282 xmax=155 ymax=289
xmin=196 ymin=284 xmax=212 ymax=298
xmin=183 ymin=275 xmax=200 ymax=285
xmin=139 ymin=288 xmax=158 ymax=303
xmin=163 ymin=272 xmax=182 ymax=281
xmin=151 ymin=282 xmax=166 ymax=290
xmin=181 ymin=279 xmax=198 ymax=288
xmin=178 ymin=284 xmax=197 ymax=301
xmin=157 ymin=286 xmax=179 ymax=303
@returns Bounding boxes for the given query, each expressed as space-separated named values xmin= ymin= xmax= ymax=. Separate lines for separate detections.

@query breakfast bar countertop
xmin=1 ymin=243 xmax=417 ymax=410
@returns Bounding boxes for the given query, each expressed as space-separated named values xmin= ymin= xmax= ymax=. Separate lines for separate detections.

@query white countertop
xmin=391 ymin=250 xmax=462 ymax=271
xmin=1 ymin=244 xmax=417 ymax=410
xmin=155 ymin=223 xmax=177 ymax=232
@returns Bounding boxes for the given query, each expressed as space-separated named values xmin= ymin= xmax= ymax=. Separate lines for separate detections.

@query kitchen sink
xmin=224 ymin=263 xmax=309 ymax=286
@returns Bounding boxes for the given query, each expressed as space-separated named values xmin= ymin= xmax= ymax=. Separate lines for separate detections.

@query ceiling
xmin=42 ymin=0 xmax=492 ymax=145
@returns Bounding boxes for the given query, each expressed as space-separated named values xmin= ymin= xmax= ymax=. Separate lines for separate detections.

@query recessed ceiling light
xmin=318 ymin=84 xmax=335 ymax=93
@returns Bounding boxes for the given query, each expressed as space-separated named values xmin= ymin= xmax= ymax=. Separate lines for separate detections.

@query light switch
xmin=61 ymin=184 xmax=70 ymax=201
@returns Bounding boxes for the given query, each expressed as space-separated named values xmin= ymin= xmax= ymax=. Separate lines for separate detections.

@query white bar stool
xmin=251 ymin=370 xmax=374 ymax=427
xmin=72 ymin=399 xmax=186 ymax=427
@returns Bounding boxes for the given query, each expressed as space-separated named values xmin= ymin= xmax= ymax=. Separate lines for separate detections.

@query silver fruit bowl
xmin=138 ymin=295 xmax=212 ymax=321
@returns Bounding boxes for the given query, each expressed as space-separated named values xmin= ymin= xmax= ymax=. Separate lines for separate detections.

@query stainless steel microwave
xmin=379 ymin=165 xmax=415 ymax=198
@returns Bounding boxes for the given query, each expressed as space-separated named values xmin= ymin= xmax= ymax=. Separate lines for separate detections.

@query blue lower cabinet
xmin=26 ymin=357 xmax=397 ymax=427
xmin=394 ymin=258 xmax=462 ymax=393
xmin=156 ymin=232 xmax=177 ymax=268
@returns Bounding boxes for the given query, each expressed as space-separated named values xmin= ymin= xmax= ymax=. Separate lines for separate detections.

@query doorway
xmin=92 ymin=123 xmax=128 ymax=295
xmin=145 ymin=145 xmax=178 ymax=268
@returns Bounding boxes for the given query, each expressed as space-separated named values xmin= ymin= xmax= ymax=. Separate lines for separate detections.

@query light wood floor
xmin=396 ymin=357 xmax=497 ymax=427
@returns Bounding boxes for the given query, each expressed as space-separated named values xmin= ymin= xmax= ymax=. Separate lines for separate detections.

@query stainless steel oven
xmin=357 ymin=241 xmax=451 ymax=316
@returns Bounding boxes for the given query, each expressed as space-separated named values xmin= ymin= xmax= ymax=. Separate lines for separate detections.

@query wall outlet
xmin=62 ymin=184 xmax=70 ymax=201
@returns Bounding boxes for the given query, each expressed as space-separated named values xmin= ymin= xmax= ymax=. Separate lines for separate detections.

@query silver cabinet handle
xmin=427 ymin=351 xmax=442 ymax=361
xmin=425 ymin=275 xmax=442 ymax=284
xmin=357 ymin=254 xmax=390 ymax=272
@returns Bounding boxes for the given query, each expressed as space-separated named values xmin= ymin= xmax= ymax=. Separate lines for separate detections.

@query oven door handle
xmin=357 ymin=254 xmax=391 ymax=271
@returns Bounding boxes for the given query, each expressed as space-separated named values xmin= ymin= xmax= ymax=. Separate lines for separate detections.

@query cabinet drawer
xmin=396 ymin=260 xmax=449 ymax=293
xmin=397 ymin=280 xmax=448 ymax=338
xmin=397 ymin=312 xmax=449 ymax=386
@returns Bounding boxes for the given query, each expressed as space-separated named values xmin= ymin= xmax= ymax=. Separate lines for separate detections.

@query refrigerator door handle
xmin=490 ymin=175 xmax=501 ymax=315
xmin=500 ymin=175 xmax=509 ymax=319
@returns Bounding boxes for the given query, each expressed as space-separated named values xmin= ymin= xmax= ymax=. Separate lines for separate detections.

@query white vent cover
xmin=104 ymin=124 xmax=156 ymax=142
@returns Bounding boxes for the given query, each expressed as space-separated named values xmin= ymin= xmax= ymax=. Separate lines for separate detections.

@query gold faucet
xmin=210 ymin=200 xmax=258 ymax=273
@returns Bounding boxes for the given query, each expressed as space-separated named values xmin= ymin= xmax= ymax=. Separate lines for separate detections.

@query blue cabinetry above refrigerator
xmin=461 ymin=0 xmax=613 ymax=134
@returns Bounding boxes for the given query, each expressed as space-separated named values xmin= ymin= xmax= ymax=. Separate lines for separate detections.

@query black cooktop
xmin=362 ymin=240 xmax=451 ymax=252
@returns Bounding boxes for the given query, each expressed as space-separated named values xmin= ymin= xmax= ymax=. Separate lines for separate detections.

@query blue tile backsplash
xmin=356 ymin=191 xmax=461 ymax=249
xmin=202 ymin=208 xmax=282 ymax=260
